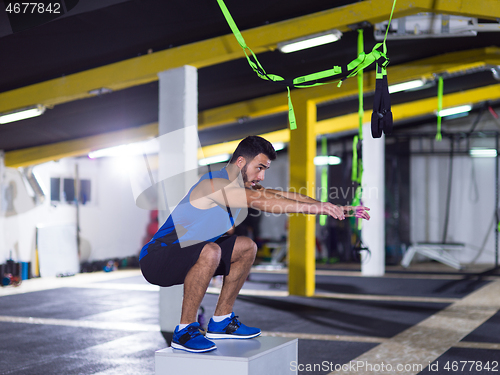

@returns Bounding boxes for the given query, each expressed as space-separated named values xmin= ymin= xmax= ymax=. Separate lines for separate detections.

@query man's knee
xmin=238 ymin=236 xmax=258 ymax=259
xmin=199 ymin=242 xmax=222 ymax=266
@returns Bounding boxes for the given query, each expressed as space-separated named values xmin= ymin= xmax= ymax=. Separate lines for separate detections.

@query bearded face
xmin=241 ymin=164 xmax=249 ymax=184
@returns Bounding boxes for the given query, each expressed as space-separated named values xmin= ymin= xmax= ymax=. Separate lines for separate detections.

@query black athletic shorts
xmin=139 ymin=234 xmax=237 ymax=287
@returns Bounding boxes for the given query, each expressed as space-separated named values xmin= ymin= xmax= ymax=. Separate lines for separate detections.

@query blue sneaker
xmin=171 ymin=322 xmax=216 ymax=353
xmin=206 ymin=312 xmax=261 ymax=339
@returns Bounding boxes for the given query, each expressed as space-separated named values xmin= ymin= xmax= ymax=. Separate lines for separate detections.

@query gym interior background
xmin=0 ymin=1 xmax=499 ymax=374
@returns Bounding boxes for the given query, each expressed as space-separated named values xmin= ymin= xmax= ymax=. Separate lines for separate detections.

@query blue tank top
xmin=139 ymin=167 xmax=240 ymax=260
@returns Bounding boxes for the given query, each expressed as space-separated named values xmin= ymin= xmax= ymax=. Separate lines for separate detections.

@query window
xmin=63 ymin=178 xmax=75 ymax=202
xmin=50 ymin=178 xmax=60 ymax=201
xmin=50 ymin=178 xmax=91 ymax=204
xmin=80 ymin=179 xmax=91 ymax=205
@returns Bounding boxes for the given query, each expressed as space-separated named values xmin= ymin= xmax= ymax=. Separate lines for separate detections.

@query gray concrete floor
xmin=0 ymin=265 xmax=499 ymax=375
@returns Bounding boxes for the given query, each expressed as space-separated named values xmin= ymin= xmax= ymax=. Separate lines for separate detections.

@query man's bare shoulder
xmin=191 ymin=177 xmax=227 ymax=198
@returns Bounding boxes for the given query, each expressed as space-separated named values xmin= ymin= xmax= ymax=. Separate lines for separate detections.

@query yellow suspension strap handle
xmin=216 ymin=0 xmax=396 ymax=130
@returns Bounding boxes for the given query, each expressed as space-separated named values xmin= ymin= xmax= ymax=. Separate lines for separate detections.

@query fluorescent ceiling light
xmin=89 ymin=145 xmax=130 ymax=159
xmin=388 ymin=79 xmax=426 ymax=94
xmin=199 ymin=154 xmax=231 ymax=166
xmin=88 ymin=87 xmax=113 ymax=96
xmin=469 ymin=148 xmax=498 ymax=158
xmin=314 ymin=156 xmax=341 ymax=166
xmin=278 ymin=30 xmax=342 ymax=53
xmin=0 ymin=105 xmax=46 ymax=124
xmin=272 ymin=142 xmax=286 ymax=151
xmin=437 ymin=105 xmax=472 ymax=117
xmin=88 ymin=139 xmax=159 ymax=159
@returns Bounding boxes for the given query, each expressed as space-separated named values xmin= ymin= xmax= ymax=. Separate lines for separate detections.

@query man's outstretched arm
xmin=202 ymin=179 xmax=368 ymax=220
xmin=251 ymin=185 xmax=370 ymax=220
xmin=247 ymin=188 xmax=347 ymax=219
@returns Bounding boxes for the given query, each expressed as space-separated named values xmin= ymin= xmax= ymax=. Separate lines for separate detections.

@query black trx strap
xmin=371 ymin=62 xmax=393 ymax=138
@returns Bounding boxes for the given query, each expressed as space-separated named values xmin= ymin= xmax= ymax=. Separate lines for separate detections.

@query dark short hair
xmin=229 ymin=136 xmax=277 ymax=163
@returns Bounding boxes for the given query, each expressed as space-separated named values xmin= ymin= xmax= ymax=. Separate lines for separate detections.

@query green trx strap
xmin=287 ymin=87 xmax=297 ymax=130
xmin=216 ymin=0 xmax=396 ymax=130
xmin=352 ymin=135 xmax=359 ymax=183
xmin=351 ymin=27 xmax=365 ymax=188
xmin=320 ymin=136 xmax=328 ymax=226
xmin=352 ymin=30 xmax=365 ymax=225
xmin=351 ymin=136 xmax=363 ymax=185
xmin=352 ymin=28 xmax=364 ymax=206
xmin=357 ymin=29 xmax=364 ymax=140
xmin=436 ymin=76 xmax=444 ymax=141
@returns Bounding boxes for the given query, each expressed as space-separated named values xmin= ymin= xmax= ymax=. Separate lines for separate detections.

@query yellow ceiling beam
xmin=316 ymin=84 xmax=500 ymax=135
xmin=430 ymin=0 xmax=500 ymax=20
xmin=199 ymin=47 xmax=500 ymax=129
xmin=198 ymin=129 xmax=289 ymax=160
xmin=199 ymin=94 xmax=289 ymax=129
xmin=4 ymin=123 xmax=158 ymax=168
xmin=6 ymin=83 xmax=500 ymax=167
xmin=4 ymin=120 xmax=289 ymax=168
xmin=3 ymin=0 xmax=500 ymax=115
xmin=202 ymin=84 xmax=500 ymax=158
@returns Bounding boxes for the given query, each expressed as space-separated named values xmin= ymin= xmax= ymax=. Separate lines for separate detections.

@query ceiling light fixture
xmin=199 ymin=154 xmax=231 ymax=166
xmin=388 ymin=79 xmax=426 ymax=94
xmin=437 ymin=104 xmax=472 ymax=117
xmin=272 ymin=142 xmax=286 ymax=151
xmin=374 ymin=14 xmax=500 ymax=40
xmin=88 ymin=145 xmax=132 ymax=159
xmin=314 ymin=156 xmax=342 ymax=166
xmin=88 ymin=87 xmax=113 ymax=96
xmin=88 ymin=139 xmax=159 ymax=159
xmin=0 ymin=105 xmax=46 ymax=124
xmin=491 ymin=66 xmax=500 ymax=81
xmin=278 ymin=30 xmax=342 ymax=53
xmin=469 ymin=148 xmax=498 ymax=158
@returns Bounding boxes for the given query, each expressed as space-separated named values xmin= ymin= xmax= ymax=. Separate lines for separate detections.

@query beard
xmin=241 ymin=164 xmax=249 ymax=184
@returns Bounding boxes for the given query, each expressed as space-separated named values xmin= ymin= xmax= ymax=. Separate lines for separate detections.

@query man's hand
xmin=307 ymin=203 xmax=371 ymax=221
xmin=344 ymin=206 xmax=371 ymax=220
xmin=308 ymin=202 xmax=346 ymax=220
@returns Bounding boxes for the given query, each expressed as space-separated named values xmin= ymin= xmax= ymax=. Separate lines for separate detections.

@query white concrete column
xmin=361 ymin=124 xmax=385 ymax=276
xmin=158 ymin=66 xmax=198 ymax=332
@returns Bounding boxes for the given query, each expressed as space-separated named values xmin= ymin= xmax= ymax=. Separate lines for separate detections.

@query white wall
xmin=0 ymin=158 xmax=79 ymax=264
xmin=410 ymin=148 xmax=498 ymax=265
xmin=78 ymin=156 xmax=151 ymax=262
xmin=0 ymin=156 xmax=150 ymax=267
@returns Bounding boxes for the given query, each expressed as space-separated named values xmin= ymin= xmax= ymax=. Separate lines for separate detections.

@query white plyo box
xmin=155 ymin=336 xmax=298 ymax=375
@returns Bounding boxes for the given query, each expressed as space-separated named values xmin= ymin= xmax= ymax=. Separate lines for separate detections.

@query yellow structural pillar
xmin=288 ymin=99 xmax=317 ymax=296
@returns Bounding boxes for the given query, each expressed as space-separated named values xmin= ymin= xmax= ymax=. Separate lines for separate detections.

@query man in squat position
xmin=140 ymin=136 xmax=370 ymax=352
